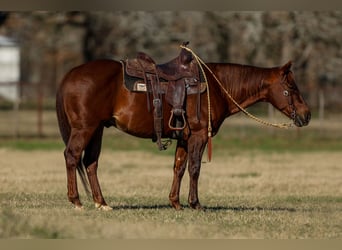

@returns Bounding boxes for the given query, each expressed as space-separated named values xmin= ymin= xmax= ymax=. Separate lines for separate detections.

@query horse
xmin=56 ymin=46 xmax=311 ymax=211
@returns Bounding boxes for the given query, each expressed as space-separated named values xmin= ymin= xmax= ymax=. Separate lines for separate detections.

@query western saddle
xmin=122 ymin=42 xmax=205 ymax=150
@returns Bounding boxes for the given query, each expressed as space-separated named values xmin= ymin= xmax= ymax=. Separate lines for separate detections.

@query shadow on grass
xmin=203 ymin=205 xmax=296 ymax=212
xmin=111 ymin=204 xmax=172 ymax=210
xmin=109 ymin=204 xmax=296 ymax=212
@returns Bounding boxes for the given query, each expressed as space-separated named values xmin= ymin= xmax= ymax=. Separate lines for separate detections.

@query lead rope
xmin=180 ymin=45 xmax=293 ymax=161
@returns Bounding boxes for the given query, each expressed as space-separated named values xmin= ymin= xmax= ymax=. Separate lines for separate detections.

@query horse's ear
xmin=281 ymin=61 xmax=292 ymax=75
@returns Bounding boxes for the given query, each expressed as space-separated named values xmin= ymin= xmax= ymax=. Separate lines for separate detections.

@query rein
xmin=280 ymin=75 xmax=297 ymax=120
xmin=180 ymin=45 xmax=294 ymax=130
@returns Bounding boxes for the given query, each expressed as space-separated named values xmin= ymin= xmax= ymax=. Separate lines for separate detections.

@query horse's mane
xmin=213 ymin=63 xmax=276 ymax=100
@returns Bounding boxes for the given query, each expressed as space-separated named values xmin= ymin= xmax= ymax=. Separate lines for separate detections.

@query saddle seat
xmin=127 ymin=49 xmax=198 ymax=82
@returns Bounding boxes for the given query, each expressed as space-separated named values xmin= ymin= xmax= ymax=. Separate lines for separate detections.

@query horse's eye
xmin=283 ymin=90 xmax=289 ymax=96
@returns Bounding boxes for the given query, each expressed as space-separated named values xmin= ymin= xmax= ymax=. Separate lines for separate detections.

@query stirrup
xmin=168 ymin=109 xmax=187 ymax=131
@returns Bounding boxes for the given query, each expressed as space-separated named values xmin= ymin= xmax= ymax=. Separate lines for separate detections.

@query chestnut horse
xmin=56 ymin=50 xmax=311 ymax=211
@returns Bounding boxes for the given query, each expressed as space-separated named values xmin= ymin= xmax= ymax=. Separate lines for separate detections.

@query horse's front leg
xmin=187 ymin=132 xmax=207 ymax=210
xmin=169 ymin=140 xmax=188 ymax=210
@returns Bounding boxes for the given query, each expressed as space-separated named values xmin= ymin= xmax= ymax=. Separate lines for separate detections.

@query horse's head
xmin=266 ymin=61 xmax=311 ymax=127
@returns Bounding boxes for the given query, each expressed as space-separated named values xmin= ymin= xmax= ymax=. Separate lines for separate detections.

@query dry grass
xmin=0 ymin=148 xmax=341 ymax=238
xmin=0 ymin=110 xmax=341 ymax=238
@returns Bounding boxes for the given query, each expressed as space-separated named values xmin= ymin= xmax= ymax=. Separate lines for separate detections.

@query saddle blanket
xmin=121 ymin=60 xmax=207 ymax=95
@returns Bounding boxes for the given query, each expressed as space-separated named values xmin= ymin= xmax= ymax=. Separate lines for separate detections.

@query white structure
xmin=0 ymin=35 xmax=20 ymax=102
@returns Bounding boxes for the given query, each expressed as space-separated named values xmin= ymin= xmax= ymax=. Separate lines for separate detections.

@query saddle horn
xmin=180 ymin=41 xmax=193 ymax=64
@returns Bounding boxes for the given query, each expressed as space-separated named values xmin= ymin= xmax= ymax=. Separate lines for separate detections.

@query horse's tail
xmin=56 ymin=86 xmax=91 ymax=196
xmin=56 ymin=89 xmax=70 ymax=146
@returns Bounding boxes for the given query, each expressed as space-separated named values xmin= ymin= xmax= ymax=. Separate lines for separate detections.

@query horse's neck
xmin=215 ymin=63 xmax=268 ymax=114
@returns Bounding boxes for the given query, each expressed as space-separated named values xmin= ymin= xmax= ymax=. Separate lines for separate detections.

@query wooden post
xmin=13 ymin=81 xmax=20 ymax=138
xmin=37 ymin=82 xmax=43 ymax=137
xmin=318 ymin=88 xmax=325 ymax=126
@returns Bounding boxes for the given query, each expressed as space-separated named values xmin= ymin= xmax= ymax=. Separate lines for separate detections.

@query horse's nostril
xmin=306 ymin=112 xmax=311 ymax=122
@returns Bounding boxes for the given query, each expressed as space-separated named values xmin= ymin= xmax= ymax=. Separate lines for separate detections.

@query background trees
xmin=0 ymin=11 xmax=341 ymax=113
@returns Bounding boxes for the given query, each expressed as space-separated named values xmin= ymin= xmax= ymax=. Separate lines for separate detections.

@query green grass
xmin=212 ymin=119 xmax=342 ymax=153
xmin=0 ymin=139 xmax=64 ymax=151
xmin=1 ymin=119 xmax=341 ymax=154
xmin=1 ymin=109 xmax=342 ymax=153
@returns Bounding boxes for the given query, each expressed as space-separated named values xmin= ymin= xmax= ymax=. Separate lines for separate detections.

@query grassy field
xmin=0 ymin=111 xmax=341 ymax=238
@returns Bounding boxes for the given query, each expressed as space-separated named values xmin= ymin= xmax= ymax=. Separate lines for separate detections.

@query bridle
xmin=280 ymin=73 xmax=297 ymax=121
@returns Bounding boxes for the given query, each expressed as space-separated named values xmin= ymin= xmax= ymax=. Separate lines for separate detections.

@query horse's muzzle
xmin=294 ymin=111 xmax=311 ymax=127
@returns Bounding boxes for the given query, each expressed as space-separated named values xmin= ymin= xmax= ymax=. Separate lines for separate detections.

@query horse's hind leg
xmin=83 ymin=125 xmax=112 ymax=211
xmin=64 ymin=127 xmax=96 ymax=209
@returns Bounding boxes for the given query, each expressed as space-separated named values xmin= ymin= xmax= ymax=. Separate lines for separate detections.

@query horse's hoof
xmin=189 ymin=203 xmax=203 ymax=210
xmin=170 ymin=201 xmax=183 ymax=211
xmin=95 ymin=203 xmax=113 ymax=211
xmin=74 ymin=205 xmax=84 ymax=211
xmin=174 ymin=205 xmax=183 ymax=211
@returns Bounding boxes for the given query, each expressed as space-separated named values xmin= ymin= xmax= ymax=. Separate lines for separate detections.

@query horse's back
xmin=61 ymin=59 xmax=121 ymax=87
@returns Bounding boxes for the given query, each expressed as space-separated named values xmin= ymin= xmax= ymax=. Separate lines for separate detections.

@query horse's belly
xmin=112 ymin=109 xmax=155 ymax=138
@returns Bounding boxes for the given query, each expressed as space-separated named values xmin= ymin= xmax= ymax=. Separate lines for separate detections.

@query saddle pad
xmin=131 ymin=81 xmax=207 ymax=94
xmin=121 ymin=61 xmax=207 ymax=95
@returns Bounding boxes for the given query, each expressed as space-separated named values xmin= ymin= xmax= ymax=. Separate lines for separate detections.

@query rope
xmin=192 ymin=49 xmax=213 ymax=161
xmin=193 ymin=51 xmax=212 ymax=136
xmin=180 ymin=45 xmax=293 ymax=129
